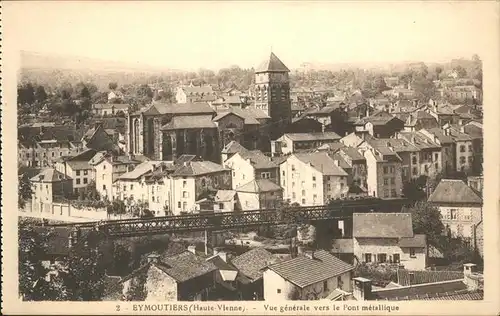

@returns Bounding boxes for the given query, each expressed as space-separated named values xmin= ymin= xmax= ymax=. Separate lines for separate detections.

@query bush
xmin=354 ymin=262 xmax=398 ymax=286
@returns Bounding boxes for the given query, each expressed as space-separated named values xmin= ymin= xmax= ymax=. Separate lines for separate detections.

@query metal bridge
xmin=44 ymin=198 xmax=407 ymax=238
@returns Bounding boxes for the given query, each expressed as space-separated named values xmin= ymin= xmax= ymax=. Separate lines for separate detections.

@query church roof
xmin=255 ymin=52 xmax=290 ymax=73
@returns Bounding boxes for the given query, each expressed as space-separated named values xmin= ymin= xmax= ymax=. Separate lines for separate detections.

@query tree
xmin=402 ymin=176 xmax=427 ymax=205
xmin=412 ymin=75 xmax=436 ymax=101
xmin=403 ymin=201 xmax=444 ymax=247
xmin=373 ymin=75 xmax=390 ymax=94
xmin=18 ymin=173 xmax=33 ymax=209
xmin=111 ymin=244 xmax=132 ymax=276
xmin=435 ymin=66 xmax=443 ymax=80
xmin=454 ymin=66 xmax=467 ymax=78
xmin=108 ymin=82 xmax=118 ymax=90
xmin=18 ymin=83 xmax=36 ymax=105
xmin=35 ymin=85 xmax=48 ymax=104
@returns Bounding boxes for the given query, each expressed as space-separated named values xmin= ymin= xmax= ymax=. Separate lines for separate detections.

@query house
xmin=303 ymin=106 xmax=340 ymax=127
xmin=221 ymin=141 xmax=248 ymax=164
xmin=420 ymin=128 xmax=456 ymax=174
xmin=353 ymin=263 xmax=483 ymax=301
xmin=384 ymin=77 xmax=400 ymax=87
xmin=104 ymin=251 xmax=218 ymax=301
xmin=428 ymin=179 xmax=483 ymax=248
xmin=206 ymin=250 xmax=246 ymax=300
xmin=81 ymin=123 xmax=118 ymax=152
xmin=175 ymin=84 xmax=216 ymax=104
xmin=403 ymin=111 xmax=439 ymax=132
xmin=92 ymin=103 xmax=129 ymax=116
xmin=336 ymin=147 xmax=368 ymax=189
xmin=339 ymin=132 xmax=366 ymax=148
xmin=426 ymin=103 xmax=459 ymax=126
xmin=89 ymin=152 xmax=143 ymax=199
xmin=113 ymin=160 xmax=166 ymax=203
xmin=32 ymin=227 xmax=73 ymax=268
xmin=446 ymin=85 xmax=482 ymax=103
xmin=271 ymin=132 xmax=341 ymax=156
xmin=467 ymin=175 xmax=483 ymax=194
xmin=231 ymin=248 xmax=282 ymax=300
xmin=54 ymin=149 xmax=97 ymax=194
xmin=443 ymin=124 xmax=474 ymax=173
xmin=235 ymin=179 xmax=283 ymax=210
xmin=360 ymin=137 xmax=420 ymax=183
xmin=30 ymin=168 xmax=73 ymax=204
xmin=263 ymin=250 xmax=354 ymax=301
xmin=461 ymin=121 xmax=483 ymax=174
xmin=353 ymin=213 xmax=427 ymax=270
xmin=280 ymin=152 xmax=349 ymax=206
xmin=382 ymin=87 xmax=415 ymax=99
xmin=213 ymin=190 xmax=238 ymax=212
xmin=18 ymin=124 xmax=85 ymax=168
xmin=362 ymin=147 xmax=403 ymax=199
xmin=168 ymin=160 xmax=231 ymax=214
xmin=223 ymin=150 xmax=278 ymax=190
xmin=397 ymin=131 xmax=442 ymax=178
xmin=288 ymin=117 xmax=323 ymax=134
xmin=353 ymin=111 xmax=404 ymax=138
xmin=107 ymin=90 xmax=124 ymax=103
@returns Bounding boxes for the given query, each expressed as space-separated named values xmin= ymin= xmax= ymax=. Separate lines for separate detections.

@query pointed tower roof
xmin=255 ymin=52 xmax=290 ymax=73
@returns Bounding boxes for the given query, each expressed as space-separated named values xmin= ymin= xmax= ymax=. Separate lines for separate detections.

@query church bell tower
xmin=254 ymin=52 xmax=292 ymax=140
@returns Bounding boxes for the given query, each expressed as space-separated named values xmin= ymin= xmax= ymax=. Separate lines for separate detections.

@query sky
xmin=4 ymin=1 xmax=498 ymax=71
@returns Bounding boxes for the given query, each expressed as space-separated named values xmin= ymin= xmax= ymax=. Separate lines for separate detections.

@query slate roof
xmin=339 ymin=147 xmax=366 ymax=161
xmin=66 ymin=160 xmax=92 ymax=171
xmin=239 ymin=150 xmax=277 ymax=169
xmin=161 ymin=115 xmax=217 ymax=130
xmin=221 ymin=141 xmax=249 ymax=155
xmin=171 ymin=161 xmax=227 ymax=177
xmin=231 ymin=248 xmax=279 ymax=282
xmin=340 ymin=133 xmax=365 ymax=147
xmin=30 ymin=168 xmax=71 ymax=182
xmin=425 ymin=128 xmax=455 ymax=144
xmin=155 ymin=251 xmax=217 ymax=283
xmin=236 ymin=179 xmax=282 ymax=193
xmin=266 ymin=250 xmax=354 ymax=288
xmin=398 ymin=234 xmax=426 ymax=248
xmin=398 ymin=131 xmax=441 ymax=150
xmin=367 ymin=138 xmax=419 ymax=153
xmin=117 ymin=161 xmax=165 ymax=180
xmin=294 ymin=152 xmax=348 ymax=176
xmin=255 ymin=52 xmax=290 ymax=73
xmin=397 ymin=269 xmax=464 ymax=287
xmin=285 ymin=132 xmax=341 ymax=142
xmin=428 ymin=179 xmax=482 ymax=204
xmin=371 ymin=279 xmax=469 ymax=300
xmin=353 ymin=213 xmax=413 ymax=238
xmin=213 ymin=109 xmax=260 ymax=125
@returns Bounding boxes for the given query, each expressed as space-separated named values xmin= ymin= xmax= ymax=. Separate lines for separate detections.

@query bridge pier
xmin=204 ymin=230 xmax=225 ymax=255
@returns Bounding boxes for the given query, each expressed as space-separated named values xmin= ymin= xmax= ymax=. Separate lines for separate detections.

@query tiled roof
xmin=398 ymin=234 xmax=426 ymax=248
xmin=397 ymin=269 xmax=464 ymax=287
xmin=340 ymin=133 xmax=365 ymax=147
xmin=207 ymin=255 xmax=238 ymax=272
xmin=139 ymin=102 xmax=215 ymax=116
xmin=339 ymin=147 xmax=366 ymax=161
xmin=66 ymin=160 xmax=92 ymax=171
xmin=92 ymin=103 xmax=130 ymax=110
xmin=294 ymin=152 xmax=348 ymax=176
xmin=285 ymin=132 xmax=341 ymax=142
xmin=266 ymin=250 xmax=354 ymax=288
xmin=236 ymin=179 xmax=282 ymax=193
xmin=221 ymin=141 xmax=249 ymax=155
xmin=462 ymin=124 xmax=482 ymax=140
xmin=424 ymin=128 xmax=455 ymax=144
xmin=171 ymin=161 xmax=228 ymax=177
xmin=371 ymin=280 xmax=469 ymax=300
xmin=231 ymin=248 xmax=279 ymax=282
xmin=353 ymin=213 xmax=413 ymax=238
xmin=215 ymin=190 xmax=237 ymax=202
xmin=255 ymin=52 xmax=290 ymax=73
xmin=117 ymin=161 xmax=166 ymax=180
xmin=30 ymin=168 xmax=71 ymax=182
xmin=156 ymin=251 xmax=217 ymax=282
xmin=239 ymin=150 xmax=277 ymax=169
xmin=213 ymin=109 xmax=260 ymax=125
xmin=398 ymin=131 xmax=441 ymax=150
xmin=419 ymin=290 xmax=483 ymax=300
xmin=367 ymin=138 xmax=419 ymax=153
xmin=161 ymin=115 xmax=217 ymax=130
xmin=329 ymin=152 xmax=351 ymax=170
xmin=428 ymin=179 xmax=482 ymax=204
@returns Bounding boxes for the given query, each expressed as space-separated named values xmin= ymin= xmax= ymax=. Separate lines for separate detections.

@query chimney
xmin=147 ymin=253 xmax=161 ymax=264
xmin=215 ymin=248 xmax=228 ymax=263
xmin=187 ymin=245 xmax=197 ymax=254
xmin=463 ymin=263 xmax=481 ymax=291
xmin=333 ymin=160 xmax=340 ymax=167
xmin=353 ymin=277 xmax=372 ymax=301
xmin=460 ymin=126 xmax=465 ymax=133
xmin=304 ymin=250 xmax=315 ymax=260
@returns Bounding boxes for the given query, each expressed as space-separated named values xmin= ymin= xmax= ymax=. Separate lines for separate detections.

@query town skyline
xmin=6 ymin=1 xmax=494 ymax=71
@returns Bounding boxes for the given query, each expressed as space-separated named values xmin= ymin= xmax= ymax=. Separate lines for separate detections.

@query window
xmin=468 ymin=156 xmax=473 ymax=163
xmin=412 ymin=167 xmax=418 ymax=176
xmin=130 ymin=185 xmax=134 ymax=190
xmin=327 ymin=183 xmax=331 ymax=190
xmin=183 ymin=180 xmax=187 ymax=188
xmin=391 ymin=189 xmax=397 ymax=197
xmin=76 ymin=170 xmax=81 ymax=176
xmin=103 ymin=185 xmax=106 ymax=190
xmin=383 ymin=178 xmax=388 ymax=185
xmin=378 ymin=253 xmax=387 ymax=263
xmin=383 ymin=189 xmax=389 ymax=198
xmin=365 ymin=253 xmax=372 ymax=263
xmin=312 ymin=183 xmax=316 ymax=189
xmin=424 ymin=165 xmax=429 ymax=173
xmin=391 ymin=178 xmax=396 ymax=185
xmin=178 ymin=202 xmax=181 ymax=208
xmin=312 ymin=176 xmax=316 ymax=181
xmin=282 ymin=180 xmax=285 ymax=186
xmin=340 ymin=183 xmax=344 ymax=189
xmin=277 ymin=289 xmax=281 ymax=294
xmin=292 ymin=192 xmax=296 ymax=199
xmin=83 ymin=178 xmax=88 ymax=184
xmin=409 ymin=248 xmax=416 ymax=258
xmin=292 ymin=182 xmax=295 ymax=187
xmin=450 ymin=209 xmax=458 ymax=220
xmin=302 ymin=190 xmax=306 ymax=196
xmin=390 ymin=166 xmax=395 ymax=173
xmin=460 ymin=145 xmax=466 ymax=153
xmin=313 ymin=194 xmax=317 ymax=200
xmin=59 ymin=152 xmax=62 ymax=156
xmin=291 ymin=165 xmax=296 ymax=171
xmin=182 ymin=202 xmax=187 ymax=210
xmin=383 ymin=166 xmax=388 ymax=174
xmin=103 ymin=164 xmax=106 ymax=170
xmin=76 ymin=179 xmax=81 ymax=185
xmin=183 ymin=191 xmax=188 ymax=198
xmin=393 ymin=253 xmax=400 ymax=263
xmin=468 ymin=145 xmax=473 ymax=152
xmin=324 ymin=280 xmax=328 ymax=291
xmin=84 ymin=170 xmax=88 ymax=176
xmin=301 ymin=199 xmax=306 ymax=204
xmin=219 ymin=203 xmax=224 ymax=210
xmin=261 ymin=172 xmax=271 ymax=179
xmin=460 ymin=156 xmax=466 ymax=164
xmin=123 ymin=185 xmax=127 ymax=191
xmin=282 ymin=170 xmax=285 ymax=176
xmin=242 ymin=174 xmax=246 ymax=180
xmin=434 ymin=153 xmax=439 ymax=161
